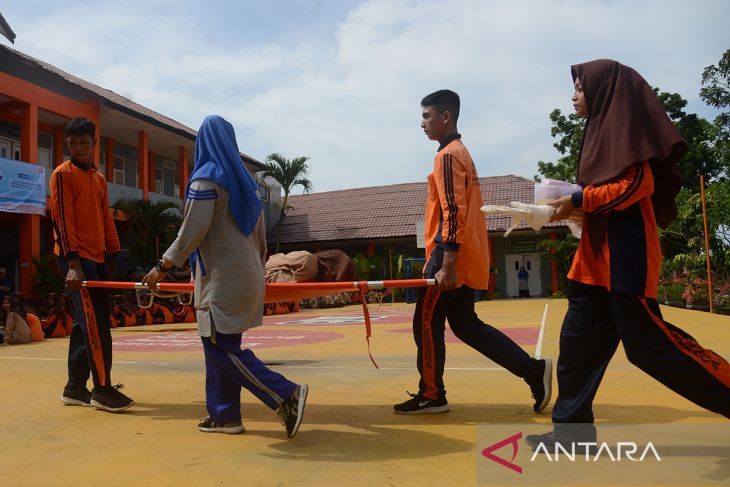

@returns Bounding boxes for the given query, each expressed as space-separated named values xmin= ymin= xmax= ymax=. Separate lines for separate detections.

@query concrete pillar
xmin=19 ymin=103 xmax=39 ymax=295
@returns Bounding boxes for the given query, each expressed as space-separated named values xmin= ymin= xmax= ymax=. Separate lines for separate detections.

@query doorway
xmin=504 ymin=253 xmax=542 ymax=297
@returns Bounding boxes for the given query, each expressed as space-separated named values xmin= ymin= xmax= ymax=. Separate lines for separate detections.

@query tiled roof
xmin=1 ymin=45 xmax=264 ymax=168
xmin=268 ymin=174 xmax=566 ymax=244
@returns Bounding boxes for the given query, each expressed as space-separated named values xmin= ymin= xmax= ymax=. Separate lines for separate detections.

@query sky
xmin=2 ymin=0 xmax=729 ymax=193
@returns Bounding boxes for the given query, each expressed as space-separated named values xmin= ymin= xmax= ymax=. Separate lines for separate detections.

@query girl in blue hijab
xmin=144 ymin=115 xmax=309 ymax=438
xmin=190 ymin=115 xmax=262 ymax=236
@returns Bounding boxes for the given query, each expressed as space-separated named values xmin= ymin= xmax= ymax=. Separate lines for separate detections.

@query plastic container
xmin=534 ymin=179 xmax=582 ymax=205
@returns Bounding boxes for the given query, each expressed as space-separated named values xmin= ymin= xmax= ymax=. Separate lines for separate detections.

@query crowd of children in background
xmin=0 ymin=290 xmax=195 ymax=346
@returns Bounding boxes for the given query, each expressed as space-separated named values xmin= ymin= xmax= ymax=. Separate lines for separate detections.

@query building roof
xmin=0 ymin=45 xmax=265 ymax=169
xmin=267 ymin=174 xmax=567 ymax=244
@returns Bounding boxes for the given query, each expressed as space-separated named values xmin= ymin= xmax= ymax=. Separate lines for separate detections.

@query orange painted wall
xmin=0 ymin=72 xmax=98 ymax=295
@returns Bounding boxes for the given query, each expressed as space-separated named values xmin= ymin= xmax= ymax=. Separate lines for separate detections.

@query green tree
xmin=661 ymin=50 xmax=730 ymax=280
xmin=654 ymin=88 xmax=720 ymax=190
xmin=263 ymin=153 xmax=313 ymax=252
xmin=662 ymin=182 xmax=730 ymax=279
xmin=113 ymin=198 xmax=182 ymax=268
xmin=700 ymin=48 xmax=730 ymax=177
xmin=535 ymin=109 xmax=585 ymax=182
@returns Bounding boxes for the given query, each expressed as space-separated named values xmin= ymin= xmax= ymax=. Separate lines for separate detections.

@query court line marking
xmin=0 ymin=356 xmax=171 ymax=366
xmin=534 ymin=304 xmax=548 ymax=360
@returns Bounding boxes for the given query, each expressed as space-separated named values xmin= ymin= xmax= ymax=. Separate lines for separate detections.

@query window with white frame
xmin=37 ymin=131 xmax=53 ymax=172
xmin=163 ymin=158 xmax=177 ymax=196
xmin=114 ymin=156 xmax=125 ymax=185
xmin=155 ymin=167 xmax=164 ymax=194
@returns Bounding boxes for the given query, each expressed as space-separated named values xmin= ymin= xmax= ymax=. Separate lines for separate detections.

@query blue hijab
xmin=189 ymin=115 xmax=262 ymax=235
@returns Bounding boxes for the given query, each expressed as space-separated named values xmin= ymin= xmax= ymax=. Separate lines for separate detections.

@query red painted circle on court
xmin=267 ymin=312 xmax=413 ymax=326
xmin=112 ymin=329 xmax=344 ymax=352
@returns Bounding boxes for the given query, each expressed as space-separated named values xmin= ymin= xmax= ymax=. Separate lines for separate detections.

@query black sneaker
xmin=393 ymin=392 xmax=449 ymax=414
xmin=526 ymin=358 xmax=552 ymax=413
xmin=277 ymin=384 xmax=308 ymax=438
xmin=91 ymin=383 xmax=134 ymax=412
xmin=61 ymin=386 xmax=92 ymax=407
xmin=198 ymin=416 xmax=245 ymax=434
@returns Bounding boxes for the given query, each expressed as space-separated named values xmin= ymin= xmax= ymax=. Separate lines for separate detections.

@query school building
xmin=0 ymin=45 xmax=281 ymax=295
xmin=266 ymin=176 xmax=572 ymax=298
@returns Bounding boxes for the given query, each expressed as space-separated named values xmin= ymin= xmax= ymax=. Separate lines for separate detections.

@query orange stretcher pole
xmin=83 ymin=279 xmax=436 ymax=368
xmin=83 ymin=279 xmax=436 ymax=302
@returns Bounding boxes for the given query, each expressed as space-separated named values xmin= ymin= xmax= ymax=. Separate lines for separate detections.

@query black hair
xmin=65 ymin=117 xmax=96 ymax=138
xmin=421 ymin=89 xmax=460 ymax=122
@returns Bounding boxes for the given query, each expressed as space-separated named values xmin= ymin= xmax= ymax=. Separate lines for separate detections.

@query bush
xmin=659 ymin=281 xmax=685 ymax=303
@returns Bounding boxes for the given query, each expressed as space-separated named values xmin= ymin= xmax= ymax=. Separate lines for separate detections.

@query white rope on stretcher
xmin=135 ymin=288 xmax=193 ymax=309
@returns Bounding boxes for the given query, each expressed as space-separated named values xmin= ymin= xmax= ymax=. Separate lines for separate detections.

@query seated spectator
xmin=43 ymin=292 xmax=71 ymax=338
xmin=135 ymin=305 xmax=154 ymax=326
xmin=12 ymin=292 xmax=28 ymax=316
xmin=112 ymin=294 xmax=136 ymax=327
xmin=173 ymin=303 xmax=196 ymax=323
xmin=2 ymin=297 xmax=31 ymax=346
xmin=150 ymin=301 xmax=174 ymax=324
xmin=0 ymin=267 xmax=11 ymax=300
xmin=25 ymin=296 xmax=46 ymax=319
xmin=25 ymin=310 xmax=45 ymax=342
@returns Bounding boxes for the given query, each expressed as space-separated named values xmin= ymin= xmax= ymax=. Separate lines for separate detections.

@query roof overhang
xmin=0 ymin=12 xmax=15 ymax=44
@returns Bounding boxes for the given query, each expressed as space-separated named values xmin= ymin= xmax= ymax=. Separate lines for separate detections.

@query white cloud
xmin=4 ymin=0 xmax=729 ymax=192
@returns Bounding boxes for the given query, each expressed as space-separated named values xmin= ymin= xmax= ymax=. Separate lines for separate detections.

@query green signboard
xmin=511 ymin=239 xmax=537 ymax=253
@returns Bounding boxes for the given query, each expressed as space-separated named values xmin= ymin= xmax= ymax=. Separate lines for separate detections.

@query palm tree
xmin=263 ymin=153 xmax=313 ymax=252
xmin=113 ymin=198 xmax=182 ymax=268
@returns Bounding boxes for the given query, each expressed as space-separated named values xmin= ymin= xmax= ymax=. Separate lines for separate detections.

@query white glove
xmin=481 ymin=202 xmax=555 ymax=237
xmin=481 ymin=202 xmax=582 ymax=239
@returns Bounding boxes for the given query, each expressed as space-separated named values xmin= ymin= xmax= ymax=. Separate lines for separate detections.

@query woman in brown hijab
xmin=526 ymin=59 xmax=730 ymax=449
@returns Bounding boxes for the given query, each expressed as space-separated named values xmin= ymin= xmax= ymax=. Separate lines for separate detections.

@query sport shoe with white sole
xmin=91 ymin=383 xmax=134 ymax=412
xmin=277 ymin=384 xmax=308 ymax=438
xmin=198 ymin=417 xmax=245 ymax=434
xmin=61 ymin=386 xmax=92 ymax=407
xmin=393 ymin=392 xmax=449 ymax=414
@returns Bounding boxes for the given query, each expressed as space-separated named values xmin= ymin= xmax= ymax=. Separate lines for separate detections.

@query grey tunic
xmin=163 ymin=179 xmax=267 ymax=336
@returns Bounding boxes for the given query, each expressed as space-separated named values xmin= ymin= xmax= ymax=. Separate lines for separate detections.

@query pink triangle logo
xmin=481 ymin=432 xmax=523 ymax=474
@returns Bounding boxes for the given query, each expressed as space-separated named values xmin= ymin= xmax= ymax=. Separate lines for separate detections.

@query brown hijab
xmin=572 ymin=59 xmax=686 ymax=255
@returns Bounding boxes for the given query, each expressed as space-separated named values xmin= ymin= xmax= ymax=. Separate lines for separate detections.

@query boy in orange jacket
xmin=394 ymin=90 xmax=552 ymax=414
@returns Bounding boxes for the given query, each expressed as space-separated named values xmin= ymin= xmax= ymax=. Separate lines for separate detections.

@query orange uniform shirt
xmin=568 ymin=161 xmax=662 ymax=298
xmin=26 ymin=313 xmax=44 ymax=341
xmin=151 ymin=303 xmax=174 ymax=324
xmin=425 ymin=137 xmax=490 ymax=290
xmin=50 ymin=160 xmax=120 ymax=263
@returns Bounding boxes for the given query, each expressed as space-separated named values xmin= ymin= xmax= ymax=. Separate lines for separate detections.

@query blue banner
xmin=0 ymin=157 xmax=46 ymax=216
